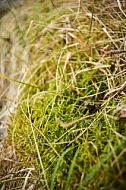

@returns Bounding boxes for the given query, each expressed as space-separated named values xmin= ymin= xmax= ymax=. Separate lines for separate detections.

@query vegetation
xmin=0 ymin=0 xmax=126 ymax=189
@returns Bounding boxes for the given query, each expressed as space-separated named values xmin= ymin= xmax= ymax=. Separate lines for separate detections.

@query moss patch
xmin=4 ymin=0 xmax=126 ymax=189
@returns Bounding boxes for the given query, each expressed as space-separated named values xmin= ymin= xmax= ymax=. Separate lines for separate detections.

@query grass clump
xmin=2 ymin=0 xmax=126 ymax=189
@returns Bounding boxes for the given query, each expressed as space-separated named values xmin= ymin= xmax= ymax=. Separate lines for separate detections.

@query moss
xmin=4 ymin=0 xmax=126 ymax=189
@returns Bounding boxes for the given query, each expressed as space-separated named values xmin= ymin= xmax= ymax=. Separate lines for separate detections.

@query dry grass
xmin=0 ymin=0 xmax=126 ymax=189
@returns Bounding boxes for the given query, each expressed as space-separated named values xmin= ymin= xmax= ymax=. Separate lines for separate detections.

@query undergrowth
xmin=0 ymin=0 xmax=126 ymax=189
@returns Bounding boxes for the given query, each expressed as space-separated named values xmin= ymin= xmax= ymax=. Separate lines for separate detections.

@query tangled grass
xmin=0 ymin=0 xmax=126 ymax=189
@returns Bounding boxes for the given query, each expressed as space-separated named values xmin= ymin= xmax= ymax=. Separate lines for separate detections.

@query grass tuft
xmin=0 ymin=0 xmax=126 ymax=189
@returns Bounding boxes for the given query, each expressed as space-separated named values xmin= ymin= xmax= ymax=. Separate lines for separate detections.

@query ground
xmin=0 ymin=0 xmax=126 ymax=189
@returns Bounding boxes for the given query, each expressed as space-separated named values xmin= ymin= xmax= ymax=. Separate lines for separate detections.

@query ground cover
xmin=0 ymin=0 xmax=126 ymax=189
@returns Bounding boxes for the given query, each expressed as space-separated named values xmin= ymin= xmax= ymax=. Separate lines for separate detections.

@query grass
xmin=0 ymin=0 xmax=126 ymax=189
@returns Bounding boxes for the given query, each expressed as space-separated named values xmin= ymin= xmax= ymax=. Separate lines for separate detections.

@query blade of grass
xmin=0 ymin=74 xmax=40 ymax=89
xmin=50 ymin=146 xmax=75 ymax=190
xmin=0 ymin=177 xmax=25 ymax=185
xmin=89 ymin=1 xmax=94 ymax=36
xmin=64 ymin=148 xmax=79 ymax=190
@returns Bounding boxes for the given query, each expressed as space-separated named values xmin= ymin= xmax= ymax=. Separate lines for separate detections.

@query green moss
xmin=7 ymin=0 xmax=126 ymax=189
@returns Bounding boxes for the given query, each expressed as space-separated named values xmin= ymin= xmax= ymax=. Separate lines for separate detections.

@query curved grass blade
xmin=64 ymin=148 xmax=79 ymax=190
xmin=50 ymin=146 xmax=75 ymax=190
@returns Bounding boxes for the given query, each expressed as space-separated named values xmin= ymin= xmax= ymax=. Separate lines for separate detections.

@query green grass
xmin=0 ymin=0 xmax=126 ymax=189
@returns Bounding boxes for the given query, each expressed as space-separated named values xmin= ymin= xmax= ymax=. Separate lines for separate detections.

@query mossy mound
xmin=7 ymin=0 xmax=126 ymax=189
